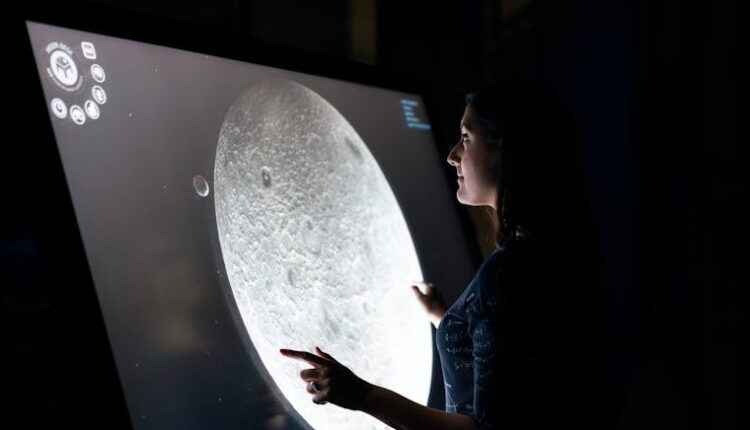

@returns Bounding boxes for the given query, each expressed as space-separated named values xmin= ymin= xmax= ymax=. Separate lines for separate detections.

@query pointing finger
xmin=279 ymin=349 xmax=329 ymax=368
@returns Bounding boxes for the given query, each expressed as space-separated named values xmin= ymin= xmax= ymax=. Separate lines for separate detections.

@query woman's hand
xmin=411 ymin=281 xmax=448 ymax=328
xmin=279 ymin=346 xmax=376 ymax=411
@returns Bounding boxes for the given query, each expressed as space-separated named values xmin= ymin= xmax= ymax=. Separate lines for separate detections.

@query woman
xmin=280 ymin=79 xmax=599 ymax=430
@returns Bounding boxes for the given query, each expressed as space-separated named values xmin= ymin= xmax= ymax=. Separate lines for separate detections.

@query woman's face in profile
xmin=446 ymin=105 xmax=501 ymax=208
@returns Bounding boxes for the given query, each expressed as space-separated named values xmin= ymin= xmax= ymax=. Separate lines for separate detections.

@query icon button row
xmin=50 ymin=97 xmax=105 ymax=124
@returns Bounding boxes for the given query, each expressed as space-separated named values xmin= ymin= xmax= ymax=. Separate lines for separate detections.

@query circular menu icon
xmin=90 ymin=64 xmax=106 ymax=83
xmin=81 ymin=41 xmax=97 ymax=60
xmin=84 ymin=100 xmax=100 ymax=120
xmin=50 ymin=98 xmax=67 ymax=119
xmin=92 ymin=85 xmax=107 ymax=104
xmin=70 ymin=105 xmax=86 ymax=125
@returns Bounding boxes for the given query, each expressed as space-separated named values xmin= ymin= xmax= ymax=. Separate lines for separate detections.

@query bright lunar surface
xmin=214 ymin=79 xmax=432 ymax=430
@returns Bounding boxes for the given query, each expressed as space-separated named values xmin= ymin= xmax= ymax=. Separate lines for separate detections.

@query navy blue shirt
xmin=435 ymin=223 xmax=600 ymax=429
xmin=436 ymin=238 xmax=576 ymax=429
xmin=436 ymin=244 xmax=506 ymax=429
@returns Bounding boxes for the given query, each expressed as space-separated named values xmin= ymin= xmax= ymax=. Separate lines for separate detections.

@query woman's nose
xmin=446 ymin=144 xmax=459 ymax=166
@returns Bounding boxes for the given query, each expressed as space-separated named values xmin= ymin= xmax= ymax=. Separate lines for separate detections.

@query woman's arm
xmin=280 ymin=348 xmax=477 ymax=429
xmin=361 ymin=385 xmax=479 ymax=430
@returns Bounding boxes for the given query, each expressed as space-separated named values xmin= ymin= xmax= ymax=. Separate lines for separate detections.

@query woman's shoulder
xmin=462 ymin=247 xmax=508 ymax=317
xmin=467 ymin=239 xmax=536 ymax=317
xmin=475 ymin=239 xmax=528 ymax=285
xmin=475 ymin=247 xmax=504 ymax=283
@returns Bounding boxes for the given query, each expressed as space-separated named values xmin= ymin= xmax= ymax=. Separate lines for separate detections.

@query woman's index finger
xmin=279 ymin=349 xmax=328 ymax=367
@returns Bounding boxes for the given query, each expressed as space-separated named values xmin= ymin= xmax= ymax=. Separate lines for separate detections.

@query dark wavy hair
xmin=464 ymin=79 xmax=594 ymax=256
xmin=465 ymin=81 xmax=604 ymax=427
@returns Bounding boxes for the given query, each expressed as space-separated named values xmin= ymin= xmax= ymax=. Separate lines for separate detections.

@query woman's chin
xmin=457 ymin=194 xmax=489 ymax=208
xmin=456 ymin=192 xmax=474 ymax=206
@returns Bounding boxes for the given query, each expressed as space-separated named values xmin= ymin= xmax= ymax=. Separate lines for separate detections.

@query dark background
xmin=2 ymin=0 xmax=742 ymax=429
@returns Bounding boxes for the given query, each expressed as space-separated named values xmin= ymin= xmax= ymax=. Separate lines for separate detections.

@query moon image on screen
xmin=214 ymin=79 xmax=432 ymax=430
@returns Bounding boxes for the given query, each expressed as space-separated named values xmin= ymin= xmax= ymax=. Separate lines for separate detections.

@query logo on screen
xmin=45 ymin=42 xmax=82 ymax=91
xmin=44 ymin=40 xmax=108 ymax=126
